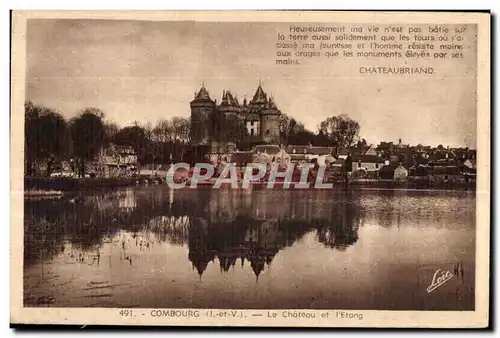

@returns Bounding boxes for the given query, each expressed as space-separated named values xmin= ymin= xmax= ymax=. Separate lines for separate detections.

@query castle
xmin=190 ymin=82 xmax=282 ymax=153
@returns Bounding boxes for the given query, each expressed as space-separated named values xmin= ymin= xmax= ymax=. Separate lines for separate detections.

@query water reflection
xmin=23 ymin=187 xmax=475 ymax=309
xmin=24 ymin=188 xmax=362 ymax=277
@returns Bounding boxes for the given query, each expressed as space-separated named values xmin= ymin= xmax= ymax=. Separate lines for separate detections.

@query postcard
xmin=10 ymin=10 xmax=490 ymax=328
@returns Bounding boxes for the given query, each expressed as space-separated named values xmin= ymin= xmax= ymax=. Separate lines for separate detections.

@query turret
xmin=249 ymin=83 xmax=268 ymax=111
xmin=190 ymin=84 xmax=215 ymax=146
xmin=219 ymin=90 xmax=240 ymax=115
xmin=217 ymin=89 xmax=242 ymax=145
xmin=255 ymin=87 xmax=280 ymax=144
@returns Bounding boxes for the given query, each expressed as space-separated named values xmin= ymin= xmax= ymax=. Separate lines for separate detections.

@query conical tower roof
xmin=251 ymin=84 xmax=268 ymax=104
xmin=231 ymin=93 xmax=239 ymax=106
xmin=193 ymin=84 xmax=212 ymax=101
xmin=220 ymin=90 xmax=240 ymax=107
xmin=221 ymin=90 xmax=229 ymax=105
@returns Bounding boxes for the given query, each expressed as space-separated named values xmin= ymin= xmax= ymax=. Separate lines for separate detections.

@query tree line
xmin=24 ymin=101 xmax=191 ymax=176
xmin=279 ymin=113 xmax=361 ymax=149
xmin=25 ymin=100 xmax=363 ymax=176
xmin=207 ymin=111 xmax=362 ymax=151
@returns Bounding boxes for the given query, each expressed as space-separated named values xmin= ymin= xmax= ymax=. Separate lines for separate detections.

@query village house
xmin=394 ymin=163 xmax=409 ymax=182
xmin=331 ymin=157 xmax=345 ymax=169
xmin=364 ymin=144 xmax=378 ymax=156
xmin=451 ymin=147 xmax=476 ymax=163
xmin=328 ymin=152 xmax=355 ymax=179
xmin=463 ymin=158 xmax=476 ymax=170
xmin=252 ymin=145 xmax=290 ymax=166
xmin=377 ymin=162 xmax=408 ymax=181
xmin=307 ymin=147 xmax=335 ymax=166
xmin=289 ymin=152 xmax=307 ymax=163
xmin=97 ymin=144 xmax=138 ymax=178
xmin=408 ymin=153 xmax=430 ymax=178
xmin=228 ymin=151 xmax=254 ymax=167
xmin=286 ymin=145 xmax=335 ymax=165
xmin=412 ymin=144 xmax=430 ymax=156
xmin=253 ymin=144 xmax=281 ymax=156
xmin=327 ymin=158 xmax=345 ymax=180
xmin=49 ymin=160 xmax=76 ymax=178
xmin=376 ymin=141 xmax=394 ymax=156
xmin=352 ymin=154 xmax=385 ymax=171
xmin=428 ymin=165 xmax=463 ymax=184
xmin=336 ymin=148 xmax=350 ymax=160
xmin=429 ymin=149 xmax=455 ymax=163
xmin=351 ymin=154 xmax=385 ymax=179
xmin=462 ymin=158 xmax=477 ymax=183
xmin=378 ymin=163 xmax=398 ymax=180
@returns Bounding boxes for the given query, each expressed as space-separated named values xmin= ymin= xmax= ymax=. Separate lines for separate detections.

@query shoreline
xmin=24 ymin=176 xmax=476 ymax=196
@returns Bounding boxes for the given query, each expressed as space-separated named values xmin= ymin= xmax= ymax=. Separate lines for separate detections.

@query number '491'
xmin=119 ymin=310 xmax=133 ymax=317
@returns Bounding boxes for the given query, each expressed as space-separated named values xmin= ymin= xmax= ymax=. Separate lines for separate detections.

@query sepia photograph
xmin=10 ymin=10 xmax=490 ymax=328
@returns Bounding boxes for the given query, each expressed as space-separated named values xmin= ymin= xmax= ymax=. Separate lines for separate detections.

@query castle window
xmin=266 ymin=129 xmax=270 ymax=135
xmin=250 ymin=121 xmax=254 ymax=126
xmin=250 ymin=129 xmax=254 ymax=136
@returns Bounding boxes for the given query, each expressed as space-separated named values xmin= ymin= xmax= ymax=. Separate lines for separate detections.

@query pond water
xmin=23 ymin=186 xmax=475 ymax=310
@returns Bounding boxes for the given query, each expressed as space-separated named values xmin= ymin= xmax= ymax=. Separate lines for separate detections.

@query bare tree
xmin=153 ymin=119 xmax=173 ymax=143
xmin=177 ymin=117 xmax=191 ymax=144
xmin=104 ymin=121 xmax=120 ymax=145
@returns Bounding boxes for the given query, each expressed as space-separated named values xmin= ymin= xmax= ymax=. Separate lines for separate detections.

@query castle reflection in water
xmin=24 ymin=187 xmax=362 ymax=278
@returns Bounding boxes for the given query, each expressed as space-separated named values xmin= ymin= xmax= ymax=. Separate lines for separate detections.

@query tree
xmin=151 ymin=117 xmax=192 ymax=164
xmin=104 ymin=122 xmax=120 ymax=145
xmin=280 ymin=113 xmax=310 ymax=145
xmin=289 ymin=118 xmax=306 ymax=135
xmin=25 ymin=101 xmax=43 ymax=175
xmin=70 ymin=108 xmax=106 ymax=177
xmin=176 ymin=117 xmax=191 ymax=144
xmin=143 ymin=122 xmax=154 ymax=142
xmin=174 ymin=117 xmax=191 ymax=161
xmin=279 ymin=114 xmax=291 ymax=145
xmin=153 ymin=119 xmax=173 ymax=143
xmin=356 ymin=138 xmax=368 ymax=148
xmin=114 ymin=124 xmax=148 ymax=159
xmin=314 ymin=130 xmax=330 ymax=146
xmin=318 ymin=115 xmax=360 ymax=148
xmin=24 ymin=101 xmax=68 ymax=176
xmin=171 ymin=117 xmax=184 ymax=141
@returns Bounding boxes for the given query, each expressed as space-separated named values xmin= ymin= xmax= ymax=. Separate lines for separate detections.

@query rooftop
xmin=253 ymin=145 xmax=281 ymax=155
xmin=352 ymin=154 xmax=385 ymax=163
xmin=192 ymin=84 xmax=213 ymax=102
xmin=251 ymin=84 xmax=268 ymax=105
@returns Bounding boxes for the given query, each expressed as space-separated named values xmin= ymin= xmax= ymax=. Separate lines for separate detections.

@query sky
xmin=26 ymin=19 xmax=477 ymax=148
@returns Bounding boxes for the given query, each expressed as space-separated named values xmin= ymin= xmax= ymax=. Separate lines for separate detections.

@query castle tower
xmin=190 ymin=84 xmax=215 ymax=146
xmin=218 ymin=90 xmax=240 ymax=117
xmin=250 ymin=84 xmax=281 ymax=144
xmin=218 ymin=90 xmax=243 ymax=146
